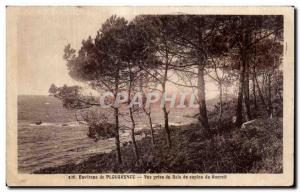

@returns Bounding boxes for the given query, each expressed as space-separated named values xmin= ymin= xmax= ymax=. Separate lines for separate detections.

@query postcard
xmin=6 ymin=6 xmax=294 ymax=186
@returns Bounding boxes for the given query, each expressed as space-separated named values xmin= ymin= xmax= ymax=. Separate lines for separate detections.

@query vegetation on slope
xmin=36 ymin=102 xmax=282 ymax=174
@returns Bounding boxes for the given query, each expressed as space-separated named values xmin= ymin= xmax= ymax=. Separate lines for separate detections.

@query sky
xmin=14 ymin=7 xmax=220 ymax=99
xmin=16 ymin=7 xmax=135 ymax=95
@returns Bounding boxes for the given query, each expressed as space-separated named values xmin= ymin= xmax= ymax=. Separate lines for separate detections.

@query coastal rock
xmin=35 ymin=121 xmax=42 ymax=125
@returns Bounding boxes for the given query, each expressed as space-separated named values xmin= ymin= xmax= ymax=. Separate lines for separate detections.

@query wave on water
xmin=29 ymin=122 xmax=56 ymax=126
xmin=29 ymin=122 xmax=81 ymax=127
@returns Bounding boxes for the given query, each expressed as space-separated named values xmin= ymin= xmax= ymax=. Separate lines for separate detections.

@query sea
xmin=17 ymin=95 xmax=198 ymax=173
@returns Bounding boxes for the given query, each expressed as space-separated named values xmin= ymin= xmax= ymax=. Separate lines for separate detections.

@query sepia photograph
xmin=6 ymin=6 xmax=294 ymax=186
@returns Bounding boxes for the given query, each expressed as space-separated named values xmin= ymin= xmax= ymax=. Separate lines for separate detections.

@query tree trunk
xmin=147 ymin=112 xmax=155 ymax=146
xmin=162 ymin=64 xmax=172 ymax=148
xmin=252 ymin=70 xmax=258 ymax=110
xmin=262 ymin=73 xmax=267 ymax=98
xmin=267 ymin=73 xmax=273 ymax=118
xmin=197 ymin=65 xmax=210 ymax=129
xmin=218 ymin=83 xmax=223 ymax=129
xmin=235 ymin=55 xmax=246 ymax=128
xmin=162 ymin=105 xmax=171 ymax=147
xmin=127 ymin=65 xmax=139 ymax=160
xmin=114 ymin=107 xmax=122 ymax=163
xmin=253 ymin=69 xmax=269 ymax=115
xmin=236 ymin=32 xmax=252 ymax=128
xmin=129 ymin=108 xmax=139 ymax=160
xmin=224 ymin=86 xmax=228 ymax=102
xmin=138 ymin=76 xmax=155 ymax=146
xmin=243 ymin=59 xmax=252 ymax=121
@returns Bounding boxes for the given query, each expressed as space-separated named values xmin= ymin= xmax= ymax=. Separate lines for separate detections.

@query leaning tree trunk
xmin=146 ymin=111 xmax=155 ymax=146
xmin=129 ymin=107 xmax=139 ymax=160
xmin=127 ymin=67 xmax=139 ymax=160
xmin=161 ymin=62 xmax=172 ymax=148
xmin=114 ymin=107 xmax=122 ymax=163
xmin=162 ymin=81 xmax=172 ymax=148
xmin=197 ymin=64 xmax=210 ymax=130
xmin=162 ymin=105 xmax=171 ymax=147
xmin=138 ymin=77 xmax=156 ymax=147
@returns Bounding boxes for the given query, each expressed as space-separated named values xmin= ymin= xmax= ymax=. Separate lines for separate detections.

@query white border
xmin=1 ymin=0 xmax=299 ymax=191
